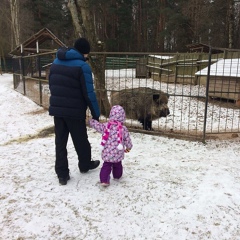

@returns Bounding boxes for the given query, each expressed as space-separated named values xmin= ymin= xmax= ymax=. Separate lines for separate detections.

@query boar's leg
xmin=146 ymin=120 xmax=152 ymax=130
xmin=138 ymin=118 xmax=153 ymax=131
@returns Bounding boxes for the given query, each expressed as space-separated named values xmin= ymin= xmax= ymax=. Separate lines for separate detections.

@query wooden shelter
xmin=196 ymin=58 xmax=240 ymax=101
xmin=9 ymin=28 xmax=66 ymax=56
xmin=186 ymin=43 xmax=224 ymax=54
xmin=10 ymin=28 xmax=67 ymax=109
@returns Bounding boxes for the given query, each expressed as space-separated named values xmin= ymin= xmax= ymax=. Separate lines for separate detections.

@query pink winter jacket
xmin=89 ymin=105 xmax=133 ymax=163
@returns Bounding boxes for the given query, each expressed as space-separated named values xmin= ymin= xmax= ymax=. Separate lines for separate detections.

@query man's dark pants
xmin=54 ymin=117 xmax=91 ymax=178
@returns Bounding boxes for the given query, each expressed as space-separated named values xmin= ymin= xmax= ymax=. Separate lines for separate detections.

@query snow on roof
xmin=148 ymin=55 xmax=173 ymax=59
xmin=195 ymin=58 xmax=240 ymax=77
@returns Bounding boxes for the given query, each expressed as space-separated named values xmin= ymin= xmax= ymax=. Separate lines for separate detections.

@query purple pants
xmin=100 ymin=161 xmax=123 ymax=183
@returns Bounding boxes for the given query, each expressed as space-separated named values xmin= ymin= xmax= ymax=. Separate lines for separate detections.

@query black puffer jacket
xmin=48 ymin=47 xmax=100 ymax=120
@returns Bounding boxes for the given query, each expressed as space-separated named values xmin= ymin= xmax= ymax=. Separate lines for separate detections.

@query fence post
xmin=21 ymin=56 xmax=26 ymax=95
xmin=0 ymin=57 xmax=2 ymax=75
xmin=38 ymin=54 xmax=43 ymax=106
xmin=174 ymin=54 xmax=178 ymax=83
xmin=203 ymin=47 xmax=212 ymax=143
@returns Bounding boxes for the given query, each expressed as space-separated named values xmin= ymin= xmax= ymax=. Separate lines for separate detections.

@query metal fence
xmin=1 ymin=57 xmax=13 ymax=73
xmin=12 ymin=49 xmax=240 ymax=142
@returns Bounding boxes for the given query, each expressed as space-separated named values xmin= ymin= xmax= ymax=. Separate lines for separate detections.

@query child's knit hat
xmin=100 ymin=105 xmax=126 ymax=150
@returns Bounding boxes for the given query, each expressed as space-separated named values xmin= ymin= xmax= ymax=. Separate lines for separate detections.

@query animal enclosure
xmin=12 ymin=50 xmax=240 ymax=141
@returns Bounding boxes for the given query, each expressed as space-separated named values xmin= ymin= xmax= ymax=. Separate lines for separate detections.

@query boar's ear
xmin=152 ymin=94 xmax=160 ymax=101
xmin=153 ymin=93 xmax=169 ymax=100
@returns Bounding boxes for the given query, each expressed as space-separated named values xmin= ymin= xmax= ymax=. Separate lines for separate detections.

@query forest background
xmin=1 ymin=0 xmax=240 ymax=62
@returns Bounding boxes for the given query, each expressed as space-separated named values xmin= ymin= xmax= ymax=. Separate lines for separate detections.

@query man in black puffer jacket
xmin=49 ymin=38 xmax=100 ymax=185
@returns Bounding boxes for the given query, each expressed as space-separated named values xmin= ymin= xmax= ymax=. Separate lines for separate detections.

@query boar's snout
xmin=159 ymin=108 xmax=170 ymax=117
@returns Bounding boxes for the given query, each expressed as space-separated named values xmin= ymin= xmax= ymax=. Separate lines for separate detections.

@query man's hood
xmin=56 ymin=47 xmax=85 ymax=61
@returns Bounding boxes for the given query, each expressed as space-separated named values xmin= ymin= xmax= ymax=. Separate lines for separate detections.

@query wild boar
xmin=111 ymin=87 xmax=170 ymax=130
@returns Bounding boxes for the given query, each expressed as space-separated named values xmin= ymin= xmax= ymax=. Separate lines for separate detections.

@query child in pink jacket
xmin=89 ymin=105 xmax=133 ymax=186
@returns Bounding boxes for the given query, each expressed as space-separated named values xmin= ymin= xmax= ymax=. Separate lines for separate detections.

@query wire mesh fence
xmin=12 ymin=49 xmax=240 ymax=142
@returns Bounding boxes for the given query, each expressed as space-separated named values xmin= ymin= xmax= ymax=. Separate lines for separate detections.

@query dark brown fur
xmin=111 ymin=87 xmax=170 ymax=130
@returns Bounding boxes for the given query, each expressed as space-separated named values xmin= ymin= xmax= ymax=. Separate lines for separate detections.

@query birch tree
xmin=68 ymin=0 xmax=111 ymax=116
xmin=9 ymin=0 xmax=20 ymax=48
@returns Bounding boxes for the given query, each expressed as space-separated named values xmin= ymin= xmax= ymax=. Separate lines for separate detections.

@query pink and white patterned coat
xmin=89 ymin=105 xmax=133 ymax=163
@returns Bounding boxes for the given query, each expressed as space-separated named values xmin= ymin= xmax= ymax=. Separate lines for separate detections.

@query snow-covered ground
xmin=0 ymin=73 xmax=240 ymax=240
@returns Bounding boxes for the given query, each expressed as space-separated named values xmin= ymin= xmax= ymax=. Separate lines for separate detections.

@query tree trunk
xmin=9 ymin=0 xmax=20 ymax=47
xmin=67 ymin=0 xmax=84 ymax=36
xmin=158 ymin=0 xmax=166 ymax=51
xmin=228 ymin=0 xmax=234 ymax=48
xmin=68 ymin=0 xmax=111 ymax=116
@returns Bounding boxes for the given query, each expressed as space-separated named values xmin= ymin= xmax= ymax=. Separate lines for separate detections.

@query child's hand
xmin=125 ymin=148 xmax=131 ymax=153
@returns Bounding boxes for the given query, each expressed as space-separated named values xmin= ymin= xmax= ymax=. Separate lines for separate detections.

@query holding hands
xmin=125 ymin=148 xmax=131 ymax=153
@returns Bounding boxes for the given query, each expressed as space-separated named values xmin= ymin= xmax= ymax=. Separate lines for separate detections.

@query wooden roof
xmin=186 ymin=43 xmax=224 ymax=54
xmin=195 ymin=58 xmax=240 ymax=77
xmin=9 ymin=28 xmax=67 ymax=56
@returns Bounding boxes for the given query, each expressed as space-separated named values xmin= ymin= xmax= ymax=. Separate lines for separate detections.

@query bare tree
xmin=181 ymin=0 xmax=203 ymax=43
xmin=68 ymin=0 xmax=84 ymax=36
xmin=0 ymin=0 xmax=12 ymax=72
xmin=228 ymin=0 xmax=234 ymax=48
xmin=234 ymin=2 xmax=240 ymax=48
xmin=9 ymin=0 xmax=21 ymax=47
xmin=68 ymin=0 xmax=111 ymax=116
